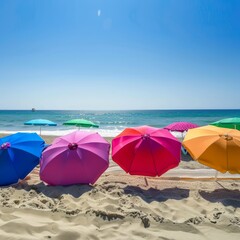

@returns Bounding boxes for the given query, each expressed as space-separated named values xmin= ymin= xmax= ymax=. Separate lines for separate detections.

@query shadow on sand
xmin=123 ymin=186 xmax=190 ymax=203
xmin=199 ymin=188 xmax=240 ymax=208
xmin=14 ymin=182 xmax=93 ymax=198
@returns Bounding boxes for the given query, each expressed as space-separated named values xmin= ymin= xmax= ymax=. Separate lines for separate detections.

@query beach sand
xmin=0 ymin=134 xmax=240 ymax=239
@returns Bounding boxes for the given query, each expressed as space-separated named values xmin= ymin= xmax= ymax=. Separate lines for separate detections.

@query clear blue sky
xmin=1 ymin=0 xmax=240 ymax=110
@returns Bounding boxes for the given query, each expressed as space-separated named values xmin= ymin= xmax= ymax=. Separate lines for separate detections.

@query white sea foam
xmin=0 ymin=128 xmax=122 ymax=138
xmin=0 ymin=129 xmax=186 ymax=140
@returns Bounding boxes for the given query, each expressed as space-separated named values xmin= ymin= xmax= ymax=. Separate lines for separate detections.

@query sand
xmin=0 ymin=133 xmax=240 ymax=239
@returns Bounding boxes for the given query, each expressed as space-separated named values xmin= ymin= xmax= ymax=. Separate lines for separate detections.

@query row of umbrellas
xmin=164 ymin=117 xmax=240 ymax=132
xmin=24 ymin=119 xmax=99 ymax=135
xmin=1 ymin=118 xmax=240 ymax=186
xmin=24 ymin=117 xmax=240 ymax=134
xmin=0 ymin=131 xmax=109 ymax=186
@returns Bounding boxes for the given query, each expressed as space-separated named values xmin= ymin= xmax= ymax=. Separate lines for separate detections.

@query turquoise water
xmin=0 ymin=109 xmax=240 ymax=137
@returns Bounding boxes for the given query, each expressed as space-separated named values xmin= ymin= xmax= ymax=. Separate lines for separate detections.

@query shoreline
xmin=0 ymin=128 xmax=185 ymax=139
xmin=0 ymin=128 xmax=123 ymax=138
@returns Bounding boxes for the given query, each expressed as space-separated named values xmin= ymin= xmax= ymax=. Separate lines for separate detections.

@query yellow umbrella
xmin=182 ymin=125 xmax=240 ymax=174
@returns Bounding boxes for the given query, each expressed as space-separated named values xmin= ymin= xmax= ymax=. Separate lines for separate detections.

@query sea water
xmin=0 ymin=109 xmax=240 ymax=137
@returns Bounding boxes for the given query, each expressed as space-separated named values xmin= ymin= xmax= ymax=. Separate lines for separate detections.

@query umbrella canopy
xmin=164 ymin=121 xmax=199 ymax=132
xmin=40 ymin=130 xmax=110 ymax=185
xmin=164 ymin=121 xmax=199 ymax=155
xmin=24 ymin=119 xmax=57 ymax=135
xmin=0 ymin=132 xmax=45 ymax=186
xmin=182 ymin=125 xmax=240 ymax=174
xmin=24 ymin=119 xmax=57 ymax=126
xmin=210 ymin=117 xmax=240 ymax=130
xmin=63 ymin=119 xmax=99 ymax=128
xmin=112 ymin=126 xmax=181 ymax=177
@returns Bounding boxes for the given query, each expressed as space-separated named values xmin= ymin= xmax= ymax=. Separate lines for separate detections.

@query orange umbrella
xmin=182 ymin=125 xmax=240 ymax=174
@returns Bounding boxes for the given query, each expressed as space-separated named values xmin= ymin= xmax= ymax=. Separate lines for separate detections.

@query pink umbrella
xmin=164 ymin=121 xmax=199 ymax=132
xmin=164 ymin=122 xmax=199 ymax=155
xmin=112 ymin=126 xmax=181 ymax=177
xmin=40 ymin=131 xmax=110 ymax=185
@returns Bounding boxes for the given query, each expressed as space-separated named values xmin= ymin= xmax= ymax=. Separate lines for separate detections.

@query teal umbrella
xmin=210 ymin=117 xmax=240 ymax=130
xmin=24 ymin=119 xmax=57 ymax=135
xmin=63 ymin=119 xmax=99 ymax=128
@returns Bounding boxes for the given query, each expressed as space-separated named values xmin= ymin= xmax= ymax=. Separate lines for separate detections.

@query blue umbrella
xmin=24 ymin=119 xmax=57 ymax=135
xmin=0 ymin=132 xmax=45 ymax=186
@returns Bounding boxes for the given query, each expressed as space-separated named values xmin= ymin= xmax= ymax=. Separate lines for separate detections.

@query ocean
xmin=0 ymin=109 xmax=240 ymax=137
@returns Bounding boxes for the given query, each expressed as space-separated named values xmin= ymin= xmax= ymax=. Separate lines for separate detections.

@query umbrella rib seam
xmin=149 ymin=141 xmax=159 ymax=176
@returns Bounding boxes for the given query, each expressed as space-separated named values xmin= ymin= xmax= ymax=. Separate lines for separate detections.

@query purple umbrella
xmin=164 ymin=122 xmax=199 ymax=132
xmin=40 ymin=131 xmax=110 ymax=186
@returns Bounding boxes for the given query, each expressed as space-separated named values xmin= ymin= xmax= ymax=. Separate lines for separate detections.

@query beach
xmin=0 ymin=134 xmax=240 ymax=239
xmin=1 ymin=0 xmax=240 ymax=238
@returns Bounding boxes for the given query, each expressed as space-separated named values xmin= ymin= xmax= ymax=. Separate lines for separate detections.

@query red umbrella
xmin=164 ymin=121 xmax=199 ymax=132
xmin=112 ymin=126 xmax=181 ymax=177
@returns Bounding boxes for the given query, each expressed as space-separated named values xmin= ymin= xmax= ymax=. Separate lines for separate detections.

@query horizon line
xmin=1 ymin=108 xmax=240 ymax=111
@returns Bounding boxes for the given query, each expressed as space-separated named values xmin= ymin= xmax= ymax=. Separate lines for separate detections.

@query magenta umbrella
xmin=40 ymin=131 xmax=110 ymax=186
xmin=164 ymin=121 xmax=199 ymax=155
xmin=164 ymin=122 xmax=199 ymax=132
xmin=112 ymin=126 xmax=181 ymax=177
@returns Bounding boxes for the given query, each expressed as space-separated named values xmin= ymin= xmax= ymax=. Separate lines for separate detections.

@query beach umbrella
xmin=182 ymin=125 xmax=240 ymax=174
xmin=210 ymin=117 xmax=240 ymax=130
xmin=112 ymin=126 xmax=181 ymax=179
xmin=24 ymin=119 xmax=57 ymax=135
xmin=63 ymin=119 xmax=99 ymax=129
xmin=0 ymin=132 xmax=45 ymax=186
xmin=164 ymin=121 xmax=199 ymax=133
xmin=164 ymin=121 xmax=199 ymax=155
xmin=40 ymin=130 xmax=110 ymax=185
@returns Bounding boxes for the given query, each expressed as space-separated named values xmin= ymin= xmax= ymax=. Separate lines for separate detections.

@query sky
xmin=0 ymin=0 xmax=240 ymax=110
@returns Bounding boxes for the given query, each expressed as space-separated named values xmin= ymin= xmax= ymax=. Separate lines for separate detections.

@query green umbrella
xmin=210 ymin=117 xmax=240 ymax=130
xmin=63 ymin=119 xmax=99 ymax=128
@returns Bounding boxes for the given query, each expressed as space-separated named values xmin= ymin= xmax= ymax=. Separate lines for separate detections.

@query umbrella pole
xmin=214 ymin=170 xmax=218 ymax=181
xmin=144 ymin=177 xmax=149 ymax=187
xmin=40 ymin=126 xmax=42 ymax=136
